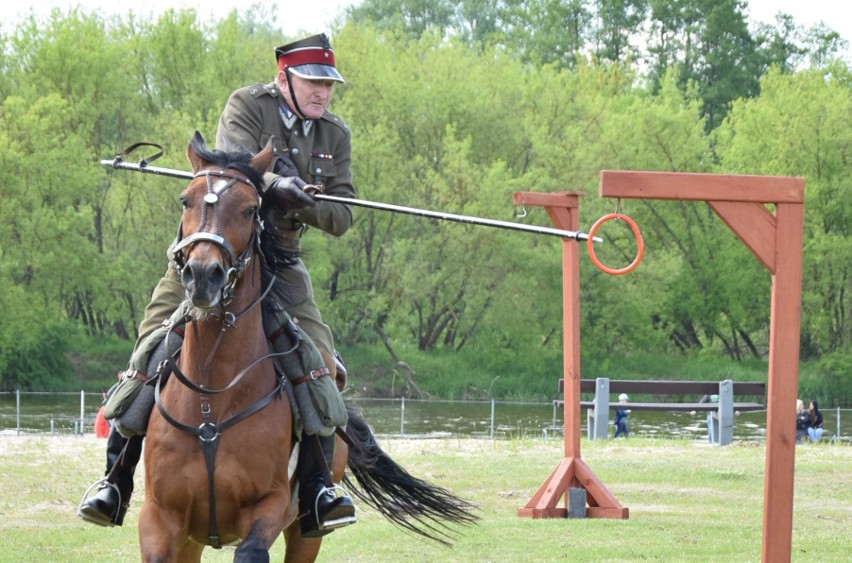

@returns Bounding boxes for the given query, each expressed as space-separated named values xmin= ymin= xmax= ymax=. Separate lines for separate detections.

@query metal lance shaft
xmin=100 ymin=158 xmax=602 ymax=243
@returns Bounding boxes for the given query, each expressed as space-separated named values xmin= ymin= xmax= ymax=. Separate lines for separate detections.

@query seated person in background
xmin=806 ymin=400 xmax=824 ymax=443
xmin=795 ymin=399 xmax=809 ymax=443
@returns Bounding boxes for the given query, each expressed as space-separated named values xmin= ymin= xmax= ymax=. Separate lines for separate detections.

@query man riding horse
xmin=79 ymin=33 xmax=357 ymax=538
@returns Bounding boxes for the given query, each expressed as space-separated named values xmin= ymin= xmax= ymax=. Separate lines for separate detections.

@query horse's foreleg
xmin=177 ymin=543 xmax=204 ymax=562
xmin=282 ymin=523 xmax=323 ymax=563
xmin=234 ymin=486 xmax=295 ymax=563
xmin=138 ymin=502 xmax=191 ymax=563
xmin=234 ymin=517 xmax=287 ymax=563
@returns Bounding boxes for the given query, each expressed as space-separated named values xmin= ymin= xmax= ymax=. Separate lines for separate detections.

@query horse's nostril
xmin=181 ymin=263 xmax=196 ymax=288
xmin=207 ymin=263 xmax=226 ymax=287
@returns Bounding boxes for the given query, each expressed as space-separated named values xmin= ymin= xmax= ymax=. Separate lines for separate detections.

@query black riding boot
xmin=77 ymin=431 xmax=142 ymax=527
xmin=298 ymin=433 xmax=356 ymax=538
xmin=104 ymin=423 xmax=126 ymax=471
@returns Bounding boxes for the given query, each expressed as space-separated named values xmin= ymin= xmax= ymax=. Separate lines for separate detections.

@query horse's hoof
xmin=77 ymin=483 xmax=127 ymax=527
xmin=300 ymin=485 xmax=356 ymax=538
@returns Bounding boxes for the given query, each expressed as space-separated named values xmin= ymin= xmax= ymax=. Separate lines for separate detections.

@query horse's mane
xmin=189 ymin=135 xmax=265 ymax=192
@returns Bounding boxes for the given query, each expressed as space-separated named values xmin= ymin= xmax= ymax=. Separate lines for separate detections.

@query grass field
xmin=0 ymin=434 xmax=849 ymax=562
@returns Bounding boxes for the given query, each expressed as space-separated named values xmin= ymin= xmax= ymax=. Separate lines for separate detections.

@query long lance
xmin=99 ymin=158 xmax=602 ymax=243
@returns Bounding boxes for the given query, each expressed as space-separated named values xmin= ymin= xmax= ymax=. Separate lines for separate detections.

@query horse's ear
xmin=187 ymin=131 xmax=208 ymax=173
xmin=250 ymin=138 xmax=276 ymax=175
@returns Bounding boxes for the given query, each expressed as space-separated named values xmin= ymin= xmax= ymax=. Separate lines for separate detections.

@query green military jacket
xmin=216 ymin=81 xmax=356 ymax=236
xmin=129 ymin=82 xmax=354 ymax=364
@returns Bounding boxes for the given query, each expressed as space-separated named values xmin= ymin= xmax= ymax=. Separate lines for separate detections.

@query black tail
xmin=341 ymin=405 xmax=479 ymax=546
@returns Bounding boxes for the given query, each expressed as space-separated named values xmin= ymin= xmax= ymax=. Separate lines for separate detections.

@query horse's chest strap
xmin=154 ymin=368 xmax=286 ymax=548
xmin=197 ymin=422 xmax=223 ymax=548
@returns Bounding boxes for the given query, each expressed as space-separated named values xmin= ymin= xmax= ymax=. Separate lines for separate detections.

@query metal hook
xmin=513 ymin=205 xmax=528 ymax=218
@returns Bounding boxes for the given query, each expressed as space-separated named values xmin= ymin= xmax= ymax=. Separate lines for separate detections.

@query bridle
xmin=171 ymin=168 xmax=262 ymax=306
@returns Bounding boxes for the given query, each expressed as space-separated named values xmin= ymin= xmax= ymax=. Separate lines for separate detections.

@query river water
xmin=2 ymin=393 xmax=849 ymax=442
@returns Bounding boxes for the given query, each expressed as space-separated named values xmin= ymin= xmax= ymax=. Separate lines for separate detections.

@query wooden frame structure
xmin=514 ymin=170 xmax=804 ymax=563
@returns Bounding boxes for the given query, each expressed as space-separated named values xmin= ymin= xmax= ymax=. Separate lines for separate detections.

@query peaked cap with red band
xmin=275 ymin=33 xmax=344 ymax=83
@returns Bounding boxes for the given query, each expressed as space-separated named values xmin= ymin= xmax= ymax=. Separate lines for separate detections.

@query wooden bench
xmin=555 ymin=378 xmax=766 ymax=446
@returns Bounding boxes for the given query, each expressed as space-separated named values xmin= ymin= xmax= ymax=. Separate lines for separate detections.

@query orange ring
xmin=587 ymin=213 xmax=644 ymax=275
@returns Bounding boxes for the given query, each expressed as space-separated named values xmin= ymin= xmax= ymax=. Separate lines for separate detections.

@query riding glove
xmin=273 ymin=155 xmax=299 ymax=177
xmin=267 ymin=176 xmax=316 ymax=211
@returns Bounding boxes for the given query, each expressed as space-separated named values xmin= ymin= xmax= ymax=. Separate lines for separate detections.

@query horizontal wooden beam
xmin=558 ymin=379 xmax=766 ymax=396
xmin=513 ymin=191 xmax=584 ymax=207
xmin=600 ymin=171 xmax=804 ymax=204
xmin=553 ymin=401 xmax=765 ymax=412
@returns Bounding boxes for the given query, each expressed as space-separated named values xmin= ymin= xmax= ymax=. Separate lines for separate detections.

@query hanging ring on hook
xmin=587 ymin=213 xmax=644 ymax=275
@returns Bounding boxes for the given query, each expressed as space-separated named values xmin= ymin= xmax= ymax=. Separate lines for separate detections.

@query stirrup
xmin=314 ymin=484 xmax=356 ymax=520
xmin=77 ymin=478 xmax=123 ymax=527
xmin=315 ymin=484 xmax=356 ymax=530
xmin=300 ymin=484 xmax=356 ymax=538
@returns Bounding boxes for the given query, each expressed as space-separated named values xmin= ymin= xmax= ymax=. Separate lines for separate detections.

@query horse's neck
xmin=181 ymin=265 xmax=269 ymax=388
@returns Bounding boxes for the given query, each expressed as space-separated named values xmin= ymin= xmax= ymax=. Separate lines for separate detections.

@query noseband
xmin=171 ymin=169 xmax=262 ymax=305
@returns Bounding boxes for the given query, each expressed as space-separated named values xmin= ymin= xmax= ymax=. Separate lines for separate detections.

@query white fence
xmin=1 ymin=391 xmax=849 ymax=442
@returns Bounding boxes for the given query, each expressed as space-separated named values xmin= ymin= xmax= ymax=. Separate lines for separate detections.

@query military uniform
xmin=127 ymin=83 xmax=355 ymax=374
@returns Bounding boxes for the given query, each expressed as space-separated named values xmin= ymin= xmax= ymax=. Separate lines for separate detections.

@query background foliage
xmin=0 ymin=2 xmax=849 ymax=405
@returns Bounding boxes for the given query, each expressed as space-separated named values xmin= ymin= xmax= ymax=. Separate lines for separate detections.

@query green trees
xmin=715 ymin=67 xmax=852 ymax=360
xmin=0 ymin=6 xmax=849 ymax=402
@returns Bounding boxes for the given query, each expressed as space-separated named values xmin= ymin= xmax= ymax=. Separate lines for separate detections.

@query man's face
xmin=279 ymin=72 xmax=335 ymax=120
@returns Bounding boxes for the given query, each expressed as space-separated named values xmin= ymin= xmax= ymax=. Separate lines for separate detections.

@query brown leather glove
xmin=266 ymin=176 xmax=316 ymax=211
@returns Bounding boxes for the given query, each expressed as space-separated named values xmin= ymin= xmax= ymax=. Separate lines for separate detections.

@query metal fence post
xmin=490 ymin=399 xmax=495 ymax=440
xmin=400 ymin=397 xmax=405 ymax=437
xmin=16 ymin=389 xmax=21 ymax=436
xmin=589 ymin=378 xmax=610 ymax=440
xmin=716 ymin=380 xmax=734 ymax=446
xmin=79 ymin=390 xmax=86 ymax=436
xmin=837 ymin=407 xmax=841 ymax=444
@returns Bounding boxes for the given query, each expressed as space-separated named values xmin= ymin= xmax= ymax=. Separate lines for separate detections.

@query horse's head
xmin=173 ymin=131 xmax=275 ymax=310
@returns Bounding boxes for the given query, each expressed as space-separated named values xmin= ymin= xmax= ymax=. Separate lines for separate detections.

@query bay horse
xmin=138 ymin=132 xmax=477 ymax=562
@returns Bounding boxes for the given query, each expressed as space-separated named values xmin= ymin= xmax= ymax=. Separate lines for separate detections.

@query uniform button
xmin=315 ymin=168 xmax=322 ymax=173
xmin=292 ymin=148 xmax=299 ymax=155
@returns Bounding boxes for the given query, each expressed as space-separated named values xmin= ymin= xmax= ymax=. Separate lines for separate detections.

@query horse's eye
xmin=180 ymin=197 xmax=189 ymax=209
xmin=245 ymin=206 xmax=258 ymax=218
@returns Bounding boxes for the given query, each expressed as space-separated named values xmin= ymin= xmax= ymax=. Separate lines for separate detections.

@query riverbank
xmin=0 ymin=435 xmax=849 ymax=561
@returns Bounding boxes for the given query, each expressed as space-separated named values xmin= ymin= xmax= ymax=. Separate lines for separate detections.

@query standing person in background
xmin=807 ymin=400 xmax=824 ymax=443
xmin=795 ymin=399 xmax=809 ymax=443
xmin=613 ymin=393 xmax=631 ymax=438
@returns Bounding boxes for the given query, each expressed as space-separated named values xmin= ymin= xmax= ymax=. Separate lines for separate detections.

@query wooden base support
xmin=517 ymin=456 xmax=629 ymax=519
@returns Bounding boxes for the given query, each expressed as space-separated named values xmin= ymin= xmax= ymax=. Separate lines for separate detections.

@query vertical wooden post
xmin=514 ymin=191 xmax=628 ymax=520
xmin=762 ymin=202 xmax=804 ymax=562
xmin=599 ymin=170 xmax=805 ymax=562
